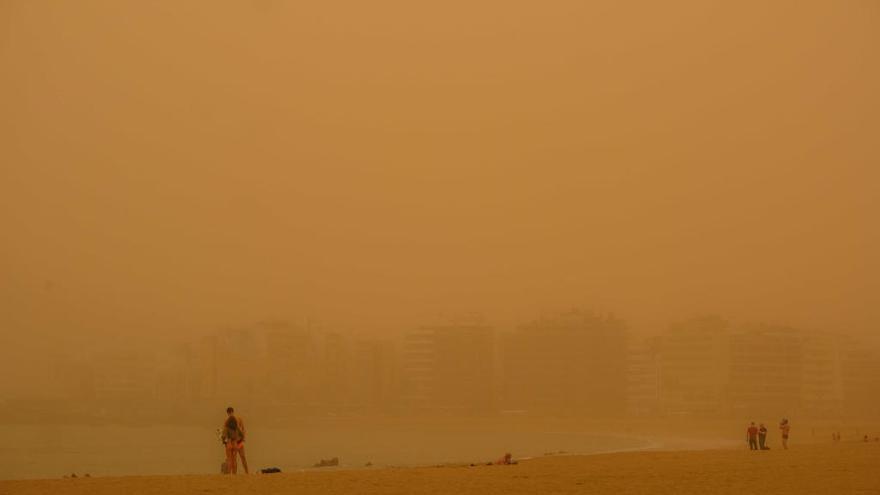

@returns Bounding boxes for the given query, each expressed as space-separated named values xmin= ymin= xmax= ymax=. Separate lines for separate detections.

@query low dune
xmin=2 ymin=442 xmax=878 ymax=495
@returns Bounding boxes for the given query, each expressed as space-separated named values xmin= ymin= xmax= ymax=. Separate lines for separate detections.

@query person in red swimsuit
xmin=222 ymin=414 xmax=241 ymax=474
xmin=223 ymin=406 xmax=249 ymax=474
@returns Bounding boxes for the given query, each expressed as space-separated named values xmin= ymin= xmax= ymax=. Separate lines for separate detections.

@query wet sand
xmin=2 ymin=442 xmax=878 ymax=495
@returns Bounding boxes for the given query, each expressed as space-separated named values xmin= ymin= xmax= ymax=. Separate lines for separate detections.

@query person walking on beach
xmin=779 ymin=418 xmax=791 ymax=450
xmin=747 ymin=422 xmax=759 ymax=451
xmin=222 ymin=406 xmax=249 ymax=474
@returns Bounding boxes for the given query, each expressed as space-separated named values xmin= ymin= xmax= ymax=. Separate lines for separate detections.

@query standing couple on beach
xmin=746 ymin=418 xmax=791 ymax=451
xmin=746 ymin=422 xmax=769 ymax=450
xmin=222 ymin=406 xmax=249 ymax=474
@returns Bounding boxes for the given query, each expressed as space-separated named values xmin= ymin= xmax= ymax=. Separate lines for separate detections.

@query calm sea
xmin=0 ymin=422 xmax=652 ymax=480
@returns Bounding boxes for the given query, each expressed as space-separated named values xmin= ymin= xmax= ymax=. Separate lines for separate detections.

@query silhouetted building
xmin=728 ymin=325 xmax=804 ymax=417
xmin=800 ymin=331 xmax=841 ymax=418
xmin=627 ymin=337 xmax=660 ymax=416
xmin=318 ymin=332 xmax=353 ymax=410
xmin=402 ymin=324 xmax=494 ymax=414
xmin=654 ymin=317 xmax=872 ymax=419
xmin=195 ymin=335 xmax=220 ymax=400
xmin=656 ymin=316 xmax=730 ymax=416
xmin=91 ymin=350 xmax=157 ymax=401
xmin=154 ymin=343 xmax=198 ymax=402
xmin=838 ymin=337 xmax=880 ymax=418
xmin=352 ymin=338 xmax=402 ymax=412
xmin=502 ymin=311 xmax=628 ymax=416
xmin=263 ymin=323 xmax=317 ymax=406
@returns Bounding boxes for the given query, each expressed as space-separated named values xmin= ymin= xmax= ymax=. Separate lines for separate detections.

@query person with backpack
xmin=222 ymin=406 xmax=249 ymax=474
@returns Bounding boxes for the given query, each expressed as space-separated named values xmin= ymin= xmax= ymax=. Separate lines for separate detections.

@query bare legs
xmin=237 ymin=444 xmax=249 ymax=474
xmin=225 ymin=442 xmax=238 ymax=474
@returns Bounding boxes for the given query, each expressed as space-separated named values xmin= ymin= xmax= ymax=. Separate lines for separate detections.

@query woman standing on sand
xmin=223 ymin=415 xmax=244 ymax=474
xmin=779 ymin=419 xmax=791 ymax=449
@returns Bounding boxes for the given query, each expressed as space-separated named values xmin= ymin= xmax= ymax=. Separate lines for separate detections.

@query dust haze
xmin=1 ymin=0 xmax=878 ymax=476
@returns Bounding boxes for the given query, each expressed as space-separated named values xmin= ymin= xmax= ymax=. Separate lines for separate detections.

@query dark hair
xmin=226 ymin=407 xmax=234 ymax=414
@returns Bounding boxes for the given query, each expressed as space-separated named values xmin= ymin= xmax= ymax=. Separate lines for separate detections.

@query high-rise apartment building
xmin=837 ymin=337 xmax=880 ymax=418
xmin=656 ymin=316 xmax=730 ymax=416
xmin=402 ymin=324 xmax=494 ymax=413
xmin=502 ymin=311 xmax=628 ymax=416
xmin=728 ymin=325 xmax=805 ymax=418
xmin=352 ymin=338 xmax=401 ymax=412
xmin=627 ymin=337 xmax=660 ymax=417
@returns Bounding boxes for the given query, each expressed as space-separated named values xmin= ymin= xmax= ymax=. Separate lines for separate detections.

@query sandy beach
xmin=3 ymin=442 xmax=877 ymax=495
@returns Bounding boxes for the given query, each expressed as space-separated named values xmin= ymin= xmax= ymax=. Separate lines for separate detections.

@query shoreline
xmin=0 ymin=433 xmax=728 ymax=483
xmin=0 ymin=424 xmax=662 ymax=481
xmin=2 ymin=442 xmax=878 ymax=495
xmin=1 ymin=418 xmax=873 ymax=481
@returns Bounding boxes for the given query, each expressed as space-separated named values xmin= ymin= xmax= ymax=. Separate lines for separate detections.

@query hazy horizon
xmin=2 ymin=1 xmax=878 ymax=406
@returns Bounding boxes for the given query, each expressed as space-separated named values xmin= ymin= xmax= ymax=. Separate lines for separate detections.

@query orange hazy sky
xmin=1 ymin=0 xmax=878 ymax=368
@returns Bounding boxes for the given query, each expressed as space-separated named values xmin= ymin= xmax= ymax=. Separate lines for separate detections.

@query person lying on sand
xmin=314 ymin=457 xmax=339 ymax=467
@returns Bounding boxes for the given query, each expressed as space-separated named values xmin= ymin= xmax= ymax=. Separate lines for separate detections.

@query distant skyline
xmin=2 ymin=2 xmax=878 ymax=394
